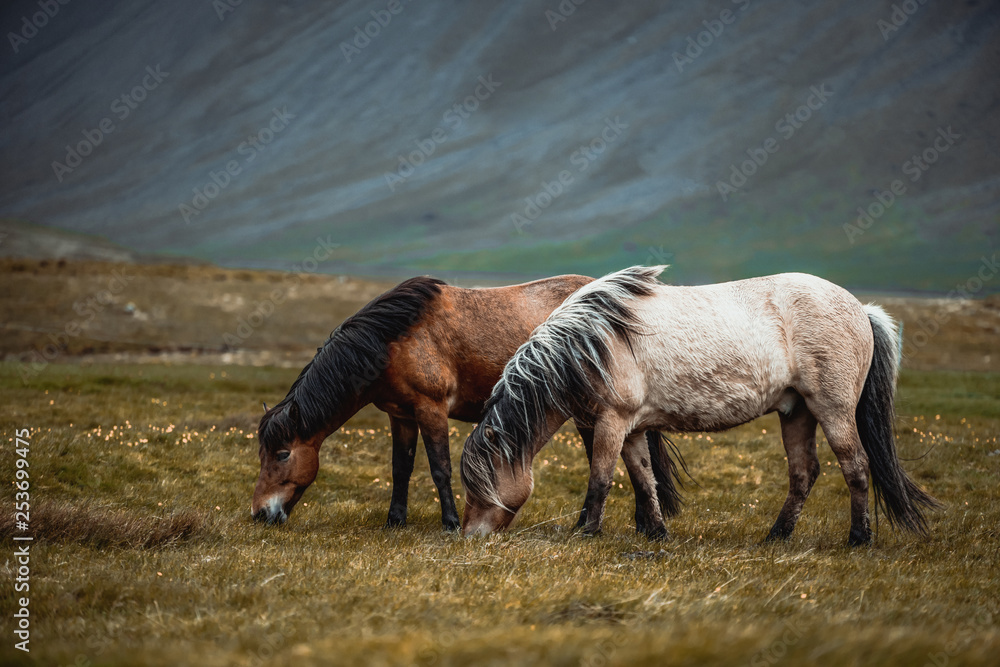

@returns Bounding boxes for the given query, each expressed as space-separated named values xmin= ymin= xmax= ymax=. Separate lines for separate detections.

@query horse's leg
xmin=620 ymin=432 xmax=668 ymax=540
xmin=622 ymin=456 xmax=653 ymax=535
xmin=386 ymin=415 xmax=419 ymax=527
xmin=415 ymin=406 xmax=461 ymax=531
xmin=815 ymin=412 xmax=872 ymax=546
xmin=575 ymin=423 xmax=652 ymax=533
xmin=573 ymin=424 xmax=595 ymax=529
xmin=764 ymin=401 xmax=820 ymax=542
xmin=578 ymin=415 xmax=628 ymax=535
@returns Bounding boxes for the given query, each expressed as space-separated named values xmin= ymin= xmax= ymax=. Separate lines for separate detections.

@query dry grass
xmin=3 ymin=258 xmax=998 ymax=372
xmin=0 ymin=361 xmax=997 ymax=666
xmin=0 ymin=501 xmax=206 ymax=550
xmin=0 ymin=258 xmax=394 ymax=363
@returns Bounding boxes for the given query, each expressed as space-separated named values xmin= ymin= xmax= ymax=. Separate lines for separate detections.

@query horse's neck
xmin=529 ymin=409 xmax=570 ymax=459
xmin=327 ymin=394 xmax=370 ymax=436
xmin=306 ymin=390 xmax=371 ymax=445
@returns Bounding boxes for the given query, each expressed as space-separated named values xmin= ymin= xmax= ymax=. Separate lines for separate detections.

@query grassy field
xmin=2 ymin=258 xmax=998 ymax=379
xmin=0 ymin=361 xmax=997 ymax=666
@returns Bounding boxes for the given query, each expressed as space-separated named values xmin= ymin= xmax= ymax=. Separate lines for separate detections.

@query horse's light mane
xmin=461 ymin=265 xmax=665 ymax=509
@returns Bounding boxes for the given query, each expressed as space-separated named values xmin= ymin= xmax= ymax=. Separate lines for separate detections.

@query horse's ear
xmin=262 ymin=402 xmax=269 ymax=413
xmin=288 ymin=401 xmax=300 ymax=425
xmin=484 ymin=425 xmax=495 ymax=442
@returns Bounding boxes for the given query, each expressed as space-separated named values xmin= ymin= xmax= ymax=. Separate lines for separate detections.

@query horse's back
xmin=645 ymin=272 xmax=870 ymax=362
xmin=380 ymin=274 xmax=592 ymax=421
xmin=765 ymin=273 xmax=875 ymax=409
xmin=435 ymin=274 xmax=593 ymax=364
xmin=627 ymin=273 xmax=873 ymax=430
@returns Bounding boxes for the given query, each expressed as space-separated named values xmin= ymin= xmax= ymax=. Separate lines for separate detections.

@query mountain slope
xmin=1 ymin=0 xmax=998 ymax=291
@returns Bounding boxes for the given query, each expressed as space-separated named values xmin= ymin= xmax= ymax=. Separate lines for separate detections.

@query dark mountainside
xmin=1 ymin=0 xmax=998 ymax=291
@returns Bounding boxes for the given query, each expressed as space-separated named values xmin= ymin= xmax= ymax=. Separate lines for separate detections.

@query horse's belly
xmin=641 ymin=388 xmax=774 ymax=432
xmin=638 ymin=356 xmax=789 ymax=432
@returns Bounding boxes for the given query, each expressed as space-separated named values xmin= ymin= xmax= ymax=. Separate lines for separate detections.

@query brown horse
xmin=252 ymin=274 xmax=681 ymax=531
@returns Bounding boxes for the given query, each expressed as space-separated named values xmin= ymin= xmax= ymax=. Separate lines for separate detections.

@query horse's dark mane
xmin=461 ymin=266 xmax=664 ymax=508
xmin=258 ymin=276 xmax=445 ymax=453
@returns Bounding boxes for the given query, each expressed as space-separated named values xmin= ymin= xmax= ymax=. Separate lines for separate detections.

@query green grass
xmin=0 ymin=362 xmax=997 ymax=666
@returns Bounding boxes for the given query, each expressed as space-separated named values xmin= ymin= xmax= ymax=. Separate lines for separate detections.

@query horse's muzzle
xmin=252 ymin=509 xmax=286 ymax=525
xmin=461 ymin=503 xmax=516 ymax=536
xmin=462 ymin=519 xmax=493 ymax=537
xmin=251 ymin=497 xmax=288 ymax=525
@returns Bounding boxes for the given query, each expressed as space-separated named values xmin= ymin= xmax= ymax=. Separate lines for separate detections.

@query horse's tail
xmin=645 ymin=430 xmax=688 ymax=518
xmin=857 ymin=305 xmax=941 ymax=535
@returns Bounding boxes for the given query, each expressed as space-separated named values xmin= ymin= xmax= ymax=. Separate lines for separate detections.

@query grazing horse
xmin=460 ymin=265 xmax=939 ymax=545
xmin=252 ymin=274 xmax=681 ymax=530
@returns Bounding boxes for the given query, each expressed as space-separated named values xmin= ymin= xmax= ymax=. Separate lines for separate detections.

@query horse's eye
xmin=276 ymin=450 xmax=291 ymax=462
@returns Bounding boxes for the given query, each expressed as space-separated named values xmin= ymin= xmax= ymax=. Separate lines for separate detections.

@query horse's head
xmin=460 ymin=420 xmax=535 ymax=536
xmin=252 ymin=401 xmax=321 ymax=524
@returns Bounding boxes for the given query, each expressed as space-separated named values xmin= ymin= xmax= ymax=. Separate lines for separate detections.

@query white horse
xmin=460 ymin=266 xmax=938 ymax=545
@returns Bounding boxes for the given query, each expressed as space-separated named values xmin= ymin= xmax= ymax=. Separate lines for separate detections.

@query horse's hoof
xmin=442 ymin=518 xmax=461 ymax=532
xmin=847 ymin=531 xmax=872 ymax=547
xmin=645 ymin=525 xmax=669 ymax=542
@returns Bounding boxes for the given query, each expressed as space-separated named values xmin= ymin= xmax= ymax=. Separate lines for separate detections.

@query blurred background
xmin=1 ymin=0 xmax=997 ymax=291
xmin=2 ymin=0 xmax=998 ymax=372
